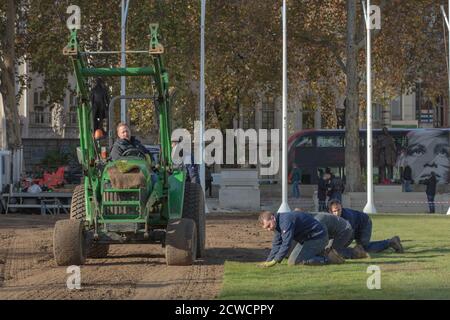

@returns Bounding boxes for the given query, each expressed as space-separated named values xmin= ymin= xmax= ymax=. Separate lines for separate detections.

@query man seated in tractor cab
xmin=110 ymin=122 xmax=150 ymax=161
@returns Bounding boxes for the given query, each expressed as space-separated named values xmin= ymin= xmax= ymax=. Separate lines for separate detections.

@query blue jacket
xmin=267 ymin=212 xmax=326 ymax=262
xmin=340 ymin=208 xmax=370 ymax=238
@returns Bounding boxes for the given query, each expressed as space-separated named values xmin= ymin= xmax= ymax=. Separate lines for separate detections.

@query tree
xmin=0 ymin=0 xmax=22 ymax=150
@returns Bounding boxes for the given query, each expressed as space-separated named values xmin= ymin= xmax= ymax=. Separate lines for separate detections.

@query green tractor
xmin=53 ymin=24 xmax=205 ymax=266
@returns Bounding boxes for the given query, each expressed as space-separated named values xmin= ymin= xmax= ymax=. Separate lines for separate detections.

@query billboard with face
xmin=397 ymin=129 xmax=450 ymax=184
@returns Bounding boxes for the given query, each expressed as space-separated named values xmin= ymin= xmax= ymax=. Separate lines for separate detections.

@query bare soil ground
xmin=0 ymin=213 xmax=271 ymax=300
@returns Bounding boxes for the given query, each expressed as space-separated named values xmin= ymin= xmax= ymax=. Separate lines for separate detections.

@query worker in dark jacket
xmin=258 ymin=211 xmax=344 ymax=267
xmin=424 ymin=171 xmax=437 ymax=213
xmin=110 ymin=122 xmax=150 ymax=161
xmin=310 ymin=212 xmax=353 ymax=254
xmin=296 ymin=209 xmax=367 ymax=259
xmin=328 ymin=199 xmax=404 ymax=258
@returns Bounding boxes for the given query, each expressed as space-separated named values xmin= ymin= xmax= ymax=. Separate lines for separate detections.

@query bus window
xmin=317 ymin=136 xmax=343 ymax=148
xmin=295 ymin=136 xmax=314 ymax=147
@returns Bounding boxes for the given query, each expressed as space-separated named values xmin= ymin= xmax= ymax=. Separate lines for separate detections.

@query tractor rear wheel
xmin=182 ymin=183 xmax=206 ymax=258
xmin=53 ymin=219 xmax=87 ymax=266
xmin=70 ymin=184 xmax=109 ymax=258
xmin=165 ymin=218 xmax=197 ymax=266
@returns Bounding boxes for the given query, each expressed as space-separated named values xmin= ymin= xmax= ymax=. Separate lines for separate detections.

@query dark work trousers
xmin=287 ymin=235 xmax=329 ymax=266
xmin=318 ymin=199 xmax=327 ymax=212
xmin=427 ymin=194 xmax=435 ymax=213
xmin=331 ymin=226 xmax=353 ymax=251
xmin=330 ymin=192 xmax=342 ymax=203
xmin=337 ymin=219 xmax=390 ymax=258
xmin=206 ymin=179 xmax=212 ymax=197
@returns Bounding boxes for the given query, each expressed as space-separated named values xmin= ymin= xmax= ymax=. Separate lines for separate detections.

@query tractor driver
xmin=110 ymin=122 xmax=150 ymax=161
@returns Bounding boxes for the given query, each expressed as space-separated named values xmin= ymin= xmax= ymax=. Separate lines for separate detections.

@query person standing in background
xmin=317 ymin=171 xmax=330 ymax=211
xmin=291 ymin=163 xmax=302 ymax=199
xmin=424 ymin=171 xmax=437 ymax=214
xmin=402 ymin=164 xmax=413 ymax=192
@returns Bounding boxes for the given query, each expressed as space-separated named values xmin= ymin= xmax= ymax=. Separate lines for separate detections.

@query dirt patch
xmin=0 ymin=213 xmax=271 ymax=299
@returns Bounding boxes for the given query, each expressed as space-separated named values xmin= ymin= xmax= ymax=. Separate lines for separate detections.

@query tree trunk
xmin=344 ymin=0 xmax=362 ymax=192
xmin=0 ymin=0 xmax=21 ymax=150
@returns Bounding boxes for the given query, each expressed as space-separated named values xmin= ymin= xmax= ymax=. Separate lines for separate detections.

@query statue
xmin=51 ymin=102 xmax=66 ymax=137
xmin=376 ymin=127 xmax=397 ymax=183
xmin=90 ymin=78 xmax=110 ymax=131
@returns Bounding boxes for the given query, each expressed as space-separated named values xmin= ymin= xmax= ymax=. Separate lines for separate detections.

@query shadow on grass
xmin=347 ymin=259 xmax=429 ymax=265
xmin=406 ymin=247 xmax=450 ymax=254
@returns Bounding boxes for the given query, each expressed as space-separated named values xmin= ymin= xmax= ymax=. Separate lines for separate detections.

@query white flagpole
xmin=363 ymin=0 xmax=377 ymax=214
xmin=120 ymin=0 xmax=130 ymax=123
xmin=200 ymin=0 xmax=209 ymax=213
xmin=278 ymin=0 xmax=291 ymax=213
xmin=441 ymin=1 xmax=450 ymax=215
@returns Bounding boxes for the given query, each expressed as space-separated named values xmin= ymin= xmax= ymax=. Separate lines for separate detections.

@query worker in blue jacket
xmin=328 ymin=199 xmax=404 ymax=258
xmin=258 ymin=211 xmax=344 ymax=267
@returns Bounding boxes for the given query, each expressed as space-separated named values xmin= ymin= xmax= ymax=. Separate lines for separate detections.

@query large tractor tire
xmin=182 ymin=183 xmax=206 ymax=258
xmin=165 ymin=218 xmax=197 ymax=266
xmin=53 ymin=219 xmax=87 ymax=266
xmin=70 ymin=184 xmax=109 ymax=259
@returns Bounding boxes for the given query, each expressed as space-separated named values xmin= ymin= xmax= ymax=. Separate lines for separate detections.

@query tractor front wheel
xmin=165 ymin=218 xmax=197 ymax=266
xmin=53 ymin=219 xmax=87 ymax=266
xmin=70 ymin=184 xmax=109 ymax=258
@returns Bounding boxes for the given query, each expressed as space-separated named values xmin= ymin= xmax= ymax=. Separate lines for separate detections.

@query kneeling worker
xmin=258 ymin=210 xmax=344 ymax=267
xmin=295 ymin=209 xmax=366 ymax=259
xmin=328 ymin=199 xmax=404 ymax=258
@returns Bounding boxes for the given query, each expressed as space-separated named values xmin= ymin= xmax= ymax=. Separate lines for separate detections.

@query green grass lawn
xmin=219 ymin=214 xmax=450 ymax=299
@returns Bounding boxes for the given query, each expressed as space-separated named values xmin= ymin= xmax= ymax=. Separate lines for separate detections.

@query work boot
xmin=352 ymin=245 xmax=370 ymax=259
xmin=389 ymin=236 xmax=404 ymax=253
xmin=326 ymin=248 xmax=345 ymax=264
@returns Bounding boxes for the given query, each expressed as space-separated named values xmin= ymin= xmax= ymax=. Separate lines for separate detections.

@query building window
xmin=373 ymin=103 xmax=382 ymax=121
xmin=242 ymin=111 xmax=255 ymax=130
xmin=262 ymin=96 xmax=275 ymax=129
xmin=69 ymin=106 xmax=78 ymax=125
xmin=33 ymin=91 xmax=41 ymax=106
xmin=34 ymin=106 xmax=45 ymax=124
xmin=391 ymin=96 xmax=402 ymax=121
xmin=70 ymin=92 xmax=78 ymax=107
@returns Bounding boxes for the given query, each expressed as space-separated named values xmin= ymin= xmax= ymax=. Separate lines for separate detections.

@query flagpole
xmin=278 ymin=0 xmax=291 ymax=213
xmin=363 ymin=0 xmax=377 ymax=214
